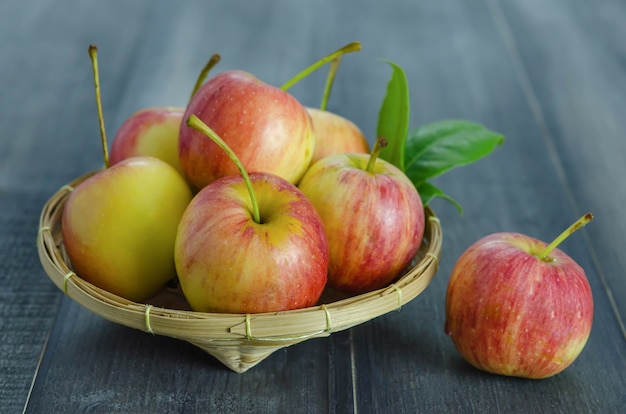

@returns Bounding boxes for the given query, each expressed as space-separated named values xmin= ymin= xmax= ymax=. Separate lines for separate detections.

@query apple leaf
xmin=404 ymin=119 xmax=504 ymax=187
xmin=377 ymin=59 xmax=410 ymax=171
xmin=374 ymin=60 xmax=504 ymax=214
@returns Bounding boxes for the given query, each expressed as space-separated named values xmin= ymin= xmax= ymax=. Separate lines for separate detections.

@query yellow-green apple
xmin=174 ymin=115 xmax=328 ymax=313
xmin=60 ymin=45 xmax=193 ymax=302
xmin=307 ymin=107 xmax=370 ymax=163
xmin=110 ymin=106 xmax=184 ymax=174
xmin=298 ymin=137 xmax=425 ymax=294
xmin=62 ymin=157 xmax=193 ymax=301
xmin=444 ymin=213 xmax=595 ymax=379
xmin=108 ymin=54 xmax=220 ymax=175
xmin=178 ymin=70 xmax=315 ymax=190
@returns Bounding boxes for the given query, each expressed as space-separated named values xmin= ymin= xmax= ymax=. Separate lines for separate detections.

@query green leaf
xmin=373 ymin=61 xmax=503 ymax=215
xmin=417 ymin=181 xmax=464 ymax=215
xmin=404 ymin=119 xmax=504 ymax=186
xmin=377 ymin=59 xmax=410 ymax=171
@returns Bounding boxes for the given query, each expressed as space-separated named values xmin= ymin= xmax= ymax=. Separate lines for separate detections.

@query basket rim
xmin=37 ymin=171 xmax=442 ymax=345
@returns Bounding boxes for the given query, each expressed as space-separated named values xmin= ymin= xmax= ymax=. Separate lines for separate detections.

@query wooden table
xmin=3 ymin=1 xmax=625 ymax=412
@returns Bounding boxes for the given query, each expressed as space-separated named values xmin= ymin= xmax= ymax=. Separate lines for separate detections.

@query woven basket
xmin=37 ymin=171 xmax=442 ymax=373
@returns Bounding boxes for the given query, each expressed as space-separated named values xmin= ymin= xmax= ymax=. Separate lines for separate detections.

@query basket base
xmin=189 ymin=341 xmax=286 ymax=373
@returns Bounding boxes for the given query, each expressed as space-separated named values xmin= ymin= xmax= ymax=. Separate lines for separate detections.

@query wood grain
xmin=1 ymin=0 xmax=625 ymax=412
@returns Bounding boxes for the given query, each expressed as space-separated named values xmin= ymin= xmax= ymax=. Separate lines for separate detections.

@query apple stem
xmin=537 ymin=212 xmax=594 ymax=261
xmin=88 ymin=45 xmax=110 ymax=168
xmin=319 ymin=57 xmax=342 ymax=111
xmin=280 ymin=41 xmax=361 ymax=91
xmin=186 ymin=115 xmax=261 ymax=224
xmin=366 ymin=137 xmax=388 ymax=173
xmin=189 ymin=54 xmax=221 ymax=102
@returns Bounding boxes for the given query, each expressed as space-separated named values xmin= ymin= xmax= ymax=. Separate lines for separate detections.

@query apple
xmin=174 ymin=115 xmax=329 ymax=313
xmin=62 ymin=45 xmax=194 ymax=302
xmin=109 ymin=106 xmax=185 ymax=174
xmin=178 ymin=70 xmax=315 ymax=190
xmin=179 ymin=42 xmax=362 ymax=190
xmin=307 ymin=107 xmax=370 ymax=163
xmin=298 ymin=137 xmax=425 ymax=294
xmin=63 ymin=157 xmax=193 ymax=301
xmin=108 ymin=54 xmax=220 ymax=175
xmin=444 ymin=213 xmax=595 ymax=379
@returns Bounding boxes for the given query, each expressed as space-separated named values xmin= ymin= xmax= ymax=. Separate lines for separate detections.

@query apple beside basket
xmin=37 ymin=171 xmax=442 ymax=373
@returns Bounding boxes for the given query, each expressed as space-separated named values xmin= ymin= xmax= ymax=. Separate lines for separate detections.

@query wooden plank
xmin=21 ymin=1 xmax=356 ymax=412
xmin=2 ymin=0 xmax=625 ymax=412
xmin=495 ymin=0 xmax=626 ymax=332
xmin=0 ymin=191 xmax=61 ymax=414
xmin=25 ymin=299 xmax=354 ymax=413
xmin=0 ymin=1 xmax=159 ymax=412
xmin=349 ymin=0 xmax=626 ymax=412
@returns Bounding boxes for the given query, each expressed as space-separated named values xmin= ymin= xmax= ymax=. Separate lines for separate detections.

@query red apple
xmin=444 ymin=213 xmax=594 ymax=379
xmin=109 ymin=106 xmax=184 ymax=174
xmin=174 ymin=115 xmax=329 ymax=314
xmin=179 ymin=70 xmax=315 ymax=190
xmin=307 ymin=107 xmax=370 ymax=163
xmin=298 ymin=138 xmax=425 ymax=293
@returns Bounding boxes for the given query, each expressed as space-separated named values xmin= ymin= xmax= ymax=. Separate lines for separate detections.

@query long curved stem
xmin=189 ymin=54 xmax=221 ymax=102
xmin=186 ymin=115 xmax=261 ymax=224
xmin=320 ymin=57 xmax=342 ymax=111
xmin=281 ymin=41 xmax=361 ymax=91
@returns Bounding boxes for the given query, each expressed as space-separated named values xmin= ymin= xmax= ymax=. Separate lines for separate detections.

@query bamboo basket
xmin=37 ymin=171 xmax=443 ymax=373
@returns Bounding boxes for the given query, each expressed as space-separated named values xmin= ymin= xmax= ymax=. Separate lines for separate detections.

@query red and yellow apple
xmin=307 ymin=108 xmax=370 ymax=163
xmin=179 ymin=70 xmax=315 ymax=190
xmin=444 ymin=214 xmax=594 ymax=379
xmin=174 ymin=115 xmax=328 ymax=314
xmin=109 ymin=106 xmax=184 ymax=174
xmin=298 ymin=139 xmax=424 ymax=293
xmin=175 ymin=172 xmax=329 ymax=313
xmin=107 ymin=54 xmax=221 ymax=176
xmin=62 ymin=157 xmax=193 ymax=302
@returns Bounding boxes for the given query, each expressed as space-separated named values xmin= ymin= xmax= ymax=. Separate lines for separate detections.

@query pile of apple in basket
xmin=64 ymin=42 xmax=469 ymax=312
xmin=57 ymin=42 xmax=594 ymax=379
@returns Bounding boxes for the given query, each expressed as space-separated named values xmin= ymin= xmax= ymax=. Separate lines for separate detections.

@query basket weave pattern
xmin=37 ymin=172 xmax=442 ymax=373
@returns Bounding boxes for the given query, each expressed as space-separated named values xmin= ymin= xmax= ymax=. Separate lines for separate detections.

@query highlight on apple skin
xmin=444 ymin=231 xmax=594 ymax=379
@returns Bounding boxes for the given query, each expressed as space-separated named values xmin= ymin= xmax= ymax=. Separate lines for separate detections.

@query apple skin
xmin=179 ymin=70 xmax=315 ymax=190
xmin=307 ymin=108 xmax=370 ymax=163
xmin=109 ymin=106 xmax=185 ymax=175
xmin=444 ymin=232 xmax=594 ymax=379
xmin=62 ymin=157 xmax=193 ymax=302
xmin=174 ymin=172 xmax=329 ymax=314
xmin=297 ymin=153 xmax=424 ymax=294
